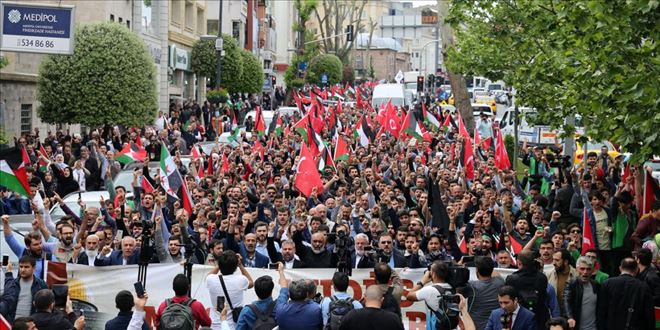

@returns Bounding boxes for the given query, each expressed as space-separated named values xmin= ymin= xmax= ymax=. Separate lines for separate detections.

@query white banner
xmin=65 ymin=264 xmax=517 ymax=329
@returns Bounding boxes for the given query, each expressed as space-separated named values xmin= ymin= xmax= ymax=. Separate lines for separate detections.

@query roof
xmin=355 ymin=33 xmax=403 ymax=51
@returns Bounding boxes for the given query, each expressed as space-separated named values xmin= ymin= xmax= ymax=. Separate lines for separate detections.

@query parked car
xmin=49 ymin=191 xmax=133 ymax=221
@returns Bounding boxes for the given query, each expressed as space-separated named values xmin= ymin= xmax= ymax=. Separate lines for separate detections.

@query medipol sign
xmin=0 ymin=2 xmax=75 ymax=55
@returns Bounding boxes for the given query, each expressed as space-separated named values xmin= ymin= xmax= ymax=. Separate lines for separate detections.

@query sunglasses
xmin=571 ymin=230 xmax=582 ymax=234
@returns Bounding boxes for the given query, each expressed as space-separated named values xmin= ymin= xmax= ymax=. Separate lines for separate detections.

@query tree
xmin=341 ymin=64 xmax=355 ymax=84
xmin=306 ymin=54 xmax=342 ymax=85
xmin=238 ymin=49 xmax=264 ymax=94
xmin=446 ymin=0 xmax=660 ymax=162
xmin=0 ymin=56 xmax=8 ymax=69
xmin=190 ymin=34 xmax=243 ymax=93
xmin=285 ymin=0 xmax=319 ymax=90
xmin=37 ymin=22 xmax=157 ymax=127
xmin=313 ymin=0 xmax=367 ymax=63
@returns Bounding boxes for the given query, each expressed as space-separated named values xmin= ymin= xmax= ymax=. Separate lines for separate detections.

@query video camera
xmin=138 ymin=219 xmax=155 ymax=264
xmin=546 ymin=153 xmax=572 ymax=169
xmin=363 ymin=246 xmax=390 ymax=264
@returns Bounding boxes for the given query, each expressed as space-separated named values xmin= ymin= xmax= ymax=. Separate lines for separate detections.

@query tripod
xmin=137 ymin=220 xmax=154 ymax=289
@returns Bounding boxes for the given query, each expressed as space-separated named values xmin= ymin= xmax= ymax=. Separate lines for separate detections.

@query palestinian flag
xmin=401 ymin=111 xmax=424 ymax=141
xmin=141 ymin=176 xmax=154 ymax=194
xmin=294 ymin=115 xmax=311 ymax=144
xmin=611 ymin=211 xmax=629 ymax=249
xmin=334 ymin=136 xmax=349 ymax=162
xmin=268 ymin=113 xmax=283 ymax=136
xmin=355 ymin=115 xmax=374 ymax=147
xmin=21 ymin=146 xmax=30 ymax=166
xmin=181 ymin=182 xmax=194 ymax=217
xmin=116 ymin=143 xmax=147 ymax=165
xmin=0 ymin=160 xmax=29 ymax=197
xmin=641 ymin=170 xmax=660 ymax=217
xmin=254 ymin=106 xmax=266 ymax=136
xmin=37 ymin=145 xmax=49 ymax=172
xmin=159 ymin=143 xmax=183 ymax=200
xmin=220 ymin=153 xmax=229 ymax=174
xmin=191 ymin=145 xmax=202 ymax=161
xmin=423 ymin=103 xmax=441 ymax=131
xmin=253 ymin=140 xmax=265 ymax=160
xmin=318 ymin=147 xmax=336 ymax=171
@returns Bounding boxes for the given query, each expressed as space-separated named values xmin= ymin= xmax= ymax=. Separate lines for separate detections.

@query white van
xmin=499 ymin=107 xmax=584 ymax=145
xmin=372 ymin=84 xmax=411 ymax=109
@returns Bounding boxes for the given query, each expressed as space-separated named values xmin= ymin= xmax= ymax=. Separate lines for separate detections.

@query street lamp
xmin=418 ymin=39 xmax=441 ymax=75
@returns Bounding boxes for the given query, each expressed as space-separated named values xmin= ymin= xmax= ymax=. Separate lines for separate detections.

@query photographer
xmin=406 ymin=261 xmax=458 ymax=330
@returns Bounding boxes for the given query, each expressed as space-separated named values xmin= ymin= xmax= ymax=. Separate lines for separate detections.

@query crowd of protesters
xmin=1 ymin=82 xmax=659 ymax=330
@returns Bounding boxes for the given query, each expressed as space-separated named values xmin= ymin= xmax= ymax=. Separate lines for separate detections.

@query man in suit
xmin=377 ymin=234 xmax=408 ymax=268
xmin=94 ymin=236 xmax=141 ymax=266
xmin=226 ymin=225 xmax=269 ymax=268
xmin=352 ymin=233 xmax=375 ymax=269
xmin=267 ymin=239 xmax=304 ymax=269
xmin=485 ymin=285 xmax=537 ymax=330
xmin=597 ymin=257 xmax=654 ymax=330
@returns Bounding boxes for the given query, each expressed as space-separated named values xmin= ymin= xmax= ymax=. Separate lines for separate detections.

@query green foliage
xmin=307 ymin=54 xmax=342 ymax=85
xmin=504 ymin=134 xmax=515 ymax=164
xmin=237 ymin=50 xmax=264 ymax=94
xmin=37 ymin=22 xmax=157 ymax=127
xmin=0 ymin=56 xmax=7 ymax=69
xmin=207 ymin=88 xmax=228 ymax=105
xmin=286 ymin=0 xmax=319 ymax=88
xmin=190 ymin=34 xmax=243 ymax=93
xmin=191 ymin=39 xmax=216 ymax=84
xmin=446 ymin=0 xmax=660 ymax=163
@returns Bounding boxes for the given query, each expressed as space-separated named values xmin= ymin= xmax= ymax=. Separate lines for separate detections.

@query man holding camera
xmin=406 ymin=261 xmax=457 ymax=330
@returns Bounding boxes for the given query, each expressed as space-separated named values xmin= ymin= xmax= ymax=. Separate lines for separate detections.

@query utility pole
xmin=215 ymin=0 xmax=223 ymax=89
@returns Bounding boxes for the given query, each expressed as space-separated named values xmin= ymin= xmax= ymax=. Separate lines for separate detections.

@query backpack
xmin=381 ymin=286 xmax=402 ymax=318
xmin=517 ymin=287 xmax=540 ymax=312
xmin=325 ymin=296 xmax=355 ymax=330
xmin=429 ymin=285 xmax=459 ymax=330
xmin=158 ymin=298 xmax=195 ymax=330
xmin=247 ymin=301 xmax=278 ymax=330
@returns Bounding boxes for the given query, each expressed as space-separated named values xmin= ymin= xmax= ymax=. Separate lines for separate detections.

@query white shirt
xmin=206 ymin=273 xmax=249 ymax=330
xmin=511 ymin=304 xmax=521 ymax=328
xmin=284 ymin=259 xmax=295 ymax=269
xmin=414 ymin=282 xmax=453 ymax=312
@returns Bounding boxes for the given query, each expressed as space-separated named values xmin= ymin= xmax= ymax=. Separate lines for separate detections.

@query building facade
xmin=0 ymin=0 xmax=150 ymax=140
xmin=353 ymin=34 xmax=411 ymax=81
xmin=168 ymin=0 xmax=206 ymax=104
xmin=271 ymin=0 xmax=296 ymax=87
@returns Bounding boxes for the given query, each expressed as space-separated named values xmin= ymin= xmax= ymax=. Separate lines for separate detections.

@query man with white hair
xmin=72 ymin=234 xmax=101 ymax=266
xmin=352 ymin=233 xmax=375 ymax=269
xmin=563 ymin=256 xmax=600 ymax=330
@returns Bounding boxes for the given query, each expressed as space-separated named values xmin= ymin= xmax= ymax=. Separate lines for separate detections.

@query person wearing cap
xmin=105 ymin=290 xmax=149 ymax=330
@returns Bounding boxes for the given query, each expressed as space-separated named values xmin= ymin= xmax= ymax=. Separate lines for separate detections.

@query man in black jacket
xmin=505 ymin=250 xmax=550 ymax=329
xmin=293 ymin=225 xmax=337 ymax=268
xmin=635 ymin=248 xmax=660 ymax=306
xmin=564 ymin=256 xmax=600 ymax=330
xmin=30 ymin=289 xmax=85 ymax=330
xmin=597 ymin=258 xmax=654 ymax=330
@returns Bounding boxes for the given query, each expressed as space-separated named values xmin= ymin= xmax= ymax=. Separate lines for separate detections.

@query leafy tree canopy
xmin=37 ymin=22 xmax=157 ymax=127
xmin=307 ymin=54 xmax=342 ymax=85
xmin=446 ymin=0 xmax=659 ymax=163
xmin=238 ymin=49 xmax=264 ymax=94
xmin=191 ymin=34 xmax=243 ymax=93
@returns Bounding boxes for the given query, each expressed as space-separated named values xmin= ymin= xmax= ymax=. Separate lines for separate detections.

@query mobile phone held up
xmin=2 ymin=255 xmax=8 ymax=267
xmin=268 ymin=263 xmax=279 ymax=270
xmin=134 ymin=281 xmax=145 ymax=298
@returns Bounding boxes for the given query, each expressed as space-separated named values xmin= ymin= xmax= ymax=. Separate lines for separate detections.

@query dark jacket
xmin=484 ymin=305 xmax=537 ymax=330
xmin=293 ymin=231 xmax=337 ymax=268
xmin=351 ymin=251 xmax=375 ymax=269
xmin=94 ymin=250 xmax=141 ymax=266
xmin=31 ymin=310 xmax=76 ymax=330
xmin=505 ymin=267 xmax=549 ymax=329
xmin=597 ymin=273 xmax=655 ymax=330
xmin=5 ymin=273 xmax=48 ymax=322
xmin=105 ymin=311 xmax=149 ymax=330
xmin=563 ymin=278 xmax=601 ymax=330
xmin=637 ymin=265 xmax=660 ymax=307
xmin=225 ymin=230 xmax=269 ymax=268
xmin=0 ymin=272 xmax=18 ymax=320
xmin=266 ymin=237 xmax=305 ymax=268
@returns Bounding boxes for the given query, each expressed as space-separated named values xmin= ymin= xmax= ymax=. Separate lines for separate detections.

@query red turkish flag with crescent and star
xmin=294 ymin=143 xmax=324 ymax=198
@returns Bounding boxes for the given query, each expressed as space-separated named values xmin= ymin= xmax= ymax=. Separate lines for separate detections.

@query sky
xmin=411 ymin=0 xmax=437 ymax=8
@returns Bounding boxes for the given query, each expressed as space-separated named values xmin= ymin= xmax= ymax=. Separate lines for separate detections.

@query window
xmin=263 ymin=60 xmax=271 ymax=70
xmin=184 ymin=2 xmax=194 ymax=30
xmin=110 ymin=14 xmax=115 ymax=22
xmin=232 ymin=21 xmax=241 ymax=41
xmin=126 ymin=20 xmax=130 ymax=29
xmin=20 ymin=104 xmax=32 ymax=134
xmin=196 ymin=8 xmax=204 ymax=34
xmin=171 ymin=0 xmax=182 ymax=23
xmin=118 ymin=17 xmax=123 ymax=23
xmin=207 ymin=20 xmax=218 ymax=35
xmin=142 ymin=0 xmax=154 ymax=34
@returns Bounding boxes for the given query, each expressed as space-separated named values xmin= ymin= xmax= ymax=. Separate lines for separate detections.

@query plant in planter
xmin=207 ymin=88 xmax=229 ymax=105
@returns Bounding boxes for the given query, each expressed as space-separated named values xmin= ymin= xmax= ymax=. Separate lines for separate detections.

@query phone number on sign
xmin=16 ymin=38 xmax=55 ymax=48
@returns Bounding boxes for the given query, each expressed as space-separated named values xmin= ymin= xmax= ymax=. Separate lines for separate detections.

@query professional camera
xmin=138 ymin=219 xmax=155 ymax=264
xmin=433 ymin=289 xmax=461 ymax=330
xmin=331 ymin=230 xmax=354 ymax=276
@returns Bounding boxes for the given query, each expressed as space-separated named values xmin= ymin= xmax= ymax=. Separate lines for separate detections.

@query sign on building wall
xmin=0 ymin=2 xmax=75 ymax=55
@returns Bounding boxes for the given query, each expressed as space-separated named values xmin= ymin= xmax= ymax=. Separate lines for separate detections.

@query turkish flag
xmin=582 ymin=208 xmax=595 ymax=254
xmin=294 ymin=143 xmax=324 ymax=197
xmin=457 ymin=114 xmax=475 ymax=180
xmin=384 ymin=102 xmax=401 ymax=137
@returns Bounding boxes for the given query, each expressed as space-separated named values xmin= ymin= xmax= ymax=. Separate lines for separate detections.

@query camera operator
xmin=406 ymin=261 xmax=458 ymax=330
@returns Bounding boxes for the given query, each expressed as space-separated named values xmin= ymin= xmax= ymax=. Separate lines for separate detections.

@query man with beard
xmin=293 ymin=223 xmax=337 ymax=268
xmin=227 ymin=230 xmax=269 ymax=268
xmin=3 ymin=215 xmax=56 ymax=278
xmin=376 ymin=234 xmax=407 ymax=268
xmin=509 ymin=218 xmax=533 ymax=255
xmin=255 ymin=222 xmax=279 ymax=262
xmin=545 ymin=249 xmax=577 ymax=315
xmin=423 ymin=234 xmax=453 ymax=263
xmin=205 ymin=239 xmax=224 ymax=266
xmin=352 ymin=233 xmax=375 ymax=268
xmin=46 ymin=222 xmax=76 ymax=263
xmin=72 ymin=234 xmax=101 ymax=266
xmin=267 ymin=239 xmax=304 ymax=269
